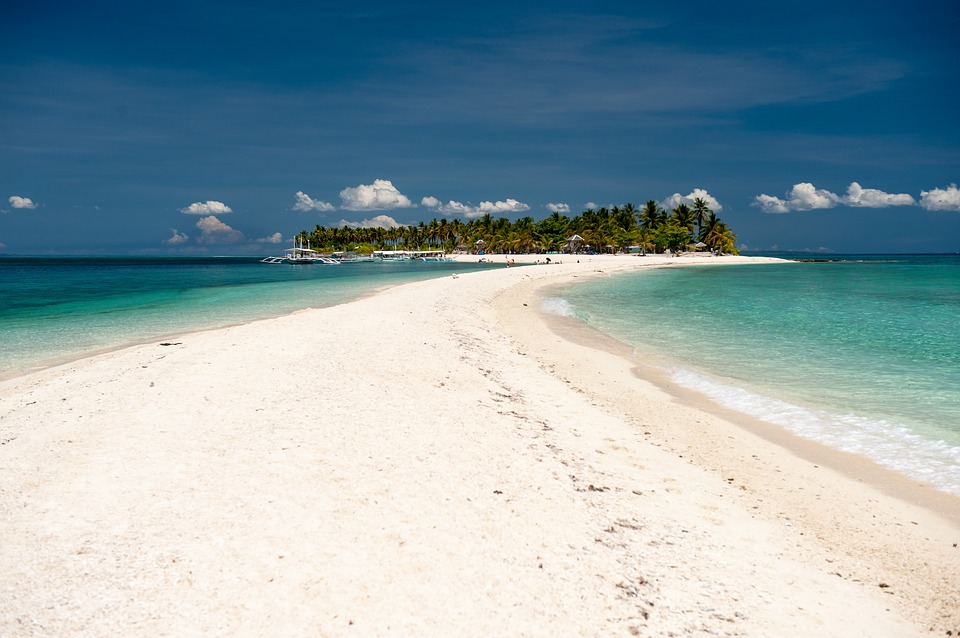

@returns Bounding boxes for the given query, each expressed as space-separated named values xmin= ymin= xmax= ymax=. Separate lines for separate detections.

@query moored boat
xmin=261 ymin=239 xmax=341 ymax=264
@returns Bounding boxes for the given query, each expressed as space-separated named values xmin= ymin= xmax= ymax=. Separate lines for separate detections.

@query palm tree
xmin=671 ymin=203 xmax=695 ymax=247
xmin=700 ymin=212 xmax=739 ymax=254
xmin=640 ymin=200 xmax=664 ymax=231
xmin=535 ymin=212 xmax=569 ymax=252
xmin=691 ymin=197 xmax=711 ymax=239
xmin=292 ymin=198 xmax=740 ymax=257
xmin=618 ymin=202 xmax=637 ymax=231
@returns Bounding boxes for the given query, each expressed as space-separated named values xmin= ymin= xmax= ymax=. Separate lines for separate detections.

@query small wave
xmin=540 ymin=297 xmax=578 ymax=317
xmin=671 ymin=368 xmax=960 ymax=496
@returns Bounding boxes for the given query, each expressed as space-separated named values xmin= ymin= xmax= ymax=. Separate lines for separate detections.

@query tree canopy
xmin=298 ymin=202 xmax=738 ymax=255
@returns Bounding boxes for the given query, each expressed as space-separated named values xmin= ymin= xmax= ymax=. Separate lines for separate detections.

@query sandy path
xmin=1 ymin=255 xmax=955 ymax=636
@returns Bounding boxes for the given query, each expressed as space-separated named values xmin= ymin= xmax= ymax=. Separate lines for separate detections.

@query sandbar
xmin=1 ymin=253 xmax=957 ymax=636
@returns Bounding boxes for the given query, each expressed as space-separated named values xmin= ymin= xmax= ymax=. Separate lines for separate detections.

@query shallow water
xmin=0 ymin=256 xmax=495 ymax=379
xmin=548 ymin=254 xmax=960 ymax=495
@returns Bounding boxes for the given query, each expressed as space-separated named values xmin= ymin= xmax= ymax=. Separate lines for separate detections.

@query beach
xmin=1 ymin=254 xmax=958 ymax=636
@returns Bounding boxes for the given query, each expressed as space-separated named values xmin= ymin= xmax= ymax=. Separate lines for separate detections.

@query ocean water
xmin=0 ymin=256 xmax=494 ymax=380
xmin=547 ymin=254 xmax=960 ymax=496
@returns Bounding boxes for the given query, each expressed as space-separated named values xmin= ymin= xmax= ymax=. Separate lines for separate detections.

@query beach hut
xmin=566 ymin=234 xmax=584 ymax=254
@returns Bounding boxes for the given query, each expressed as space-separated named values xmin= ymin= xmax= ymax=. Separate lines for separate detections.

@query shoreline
xmin=0 ymin=253 xmax=750 ymax=383
xmin=529 ymin=276 xmax=960 ymax=516
xmin=2 ymin=254 xmax=957 ymax=635
xmin=494 ymin=266 xmax=960 ymax=625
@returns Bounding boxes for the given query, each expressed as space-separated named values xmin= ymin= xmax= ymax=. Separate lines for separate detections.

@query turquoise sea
xmin=3 ymin=254 xmax=959 ymax=496
xmin=0 ymin=256 xmax=494 ymax=380
xmin=545 ymin=254 xmax=960 ymax=496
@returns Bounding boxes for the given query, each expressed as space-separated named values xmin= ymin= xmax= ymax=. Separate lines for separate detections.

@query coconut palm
xmin=618 ymin=202 xmax=637 ymax=231
xmin=671 ymin=203 xmax=695 ymax=247
xmin=292 ymin=199 xmax=740 ymax=257
xmin=691 ymin=197 xmax=711 ymax=239
xmin=700 ymin=211 xmax=739 ymax=254
xmin=640 ymin=200 xmax=664 ymax=231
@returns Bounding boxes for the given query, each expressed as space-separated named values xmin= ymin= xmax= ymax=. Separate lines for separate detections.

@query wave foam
xmin=671 ymin=368 xmax=960 ymax=496
xmin=540 ymin=297 xmax=577 ymax=317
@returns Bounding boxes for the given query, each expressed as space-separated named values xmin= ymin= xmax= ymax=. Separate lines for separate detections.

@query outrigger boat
xmin=372 ymin=250 xmax=411 ymax=261
xmin=331 ymin=251 xmax=376 ymax=263
xmin=414 ymin=250 xmax=452 ymax=262
xmin=261 ymin=239 xmax=340 ymax=264
xmin=372 ymin=249 xmax=451 ymax=262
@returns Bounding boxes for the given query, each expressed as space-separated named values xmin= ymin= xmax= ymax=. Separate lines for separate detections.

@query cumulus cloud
xmin=256 ymin=232 xmax=284 ymax=244
xmin=422 ymin=196 xmax=530 ymax=218
xmin=753 ymin=183 xmax=841 ymax=213
xmin=547 ymin=203 xmax=571 ymax=213
xmin=844 ymin=182 xmax=915 ymax=207
xmin=478 ymin=198 xmax=530 ymax=214
xmin=340 ymin=179 xmax=415 ymax=211
xmin=339 ymin=214 xmax=402 ymax=229
xmin=660 ymin=188 xmax=724 ymax=212
xmin=163 ymin=229 xmax=190 ymax=245
xmin=8 ymin=196 xmax=37 ymax=209
xmin=753 ymin=194 xmax=791 ymax=214
xmin=756 ymin=182 xmax=921 ymax=213
xmin=584 ymin=201 xmax=598 ymax=210
xmin=919 ymin=184 xmax=960 ymax=211
xmin=292 ymin=191 xmax=335 ymax=212
xmin=195 ymin=215 xmax=244 ymax=244
xmin=180 ymin=200 xmax=233 ymax=215
xmin=421 ymin=197 xmax=477 ymax=216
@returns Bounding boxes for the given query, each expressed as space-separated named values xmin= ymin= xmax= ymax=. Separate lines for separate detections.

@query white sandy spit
xmin=1 ymin=254 xmax=958 ymax=636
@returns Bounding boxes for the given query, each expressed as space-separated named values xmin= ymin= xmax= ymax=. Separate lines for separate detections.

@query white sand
xmin=2 ymin=254 xmax=958 ymax=636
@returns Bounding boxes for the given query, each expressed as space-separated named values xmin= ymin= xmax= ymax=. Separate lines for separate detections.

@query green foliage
xmin=297 ymin=200 xmax=739 ymax=254
xmin=650 ymin=223 xmax=693 ymax=253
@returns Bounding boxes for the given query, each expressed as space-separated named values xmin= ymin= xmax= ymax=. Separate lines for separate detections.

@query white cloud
xmin=660 ymin=194 xmax=683 ymax=210
xmin=8 ymin=196 xmax=37 ymax=209
xmin=181 ymin=200 xmax=233 ymax=215
xmin=339 ymin=214 xmax=403 ymax=229
xmin=339 ymin=179 xmax=415 ymax=211
xmin=661 ymin=188 xmax=724 ymax=212
xmin=163 ymin=229 xmax=190 ymax=245
xmin=785 ymin=183 xmax=841 ymax=210
xmin=919 ymin=184 xmax=960 ymax=211
xmin=0 ymin=241 xmax=7 ymax=249
xmin=195 ymin=215 xmax=244 ymax=244
xmin=757 ymin=181 xmax=924 ymax=213
xmin=753 ymin=194 xmax=791 ymax=214
xmin=547 ymin=202 xmax=571 ymax=213
xmin=584 ymin=201 xmax=598 ymax=210
xmin=422 ymin=196 xmax=529 ymax=218
xmin=422 ymin=196 xmax=480 ymax=217
xmin=292 ymin=191 xmax=335 ymax=212
xmin=478 ymin=198 xmax=530 ymax=214
xmin=754 ymin=183 xmax=841 ymax=213
xmin=687 ymin=188 xmax=724 ymax=212
xmin=844 ymin=182 xmax=915 ymax=207
xmin=256 ymin=232 xmax=284 ymax=244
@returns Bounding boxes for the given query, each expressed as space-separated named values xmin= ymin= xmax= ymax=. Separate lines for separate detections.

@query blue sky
xmin=2 ymin=0 xmax=958 ymax=254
